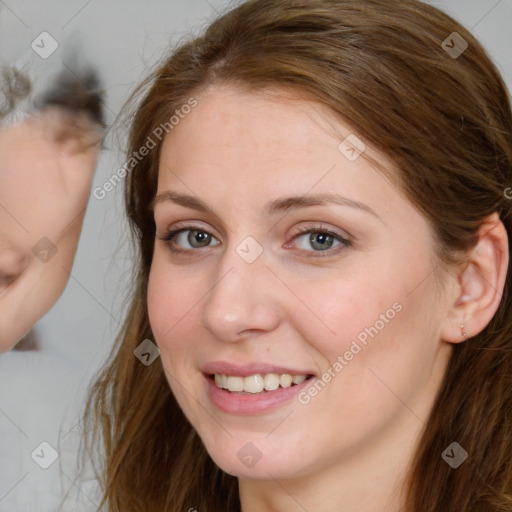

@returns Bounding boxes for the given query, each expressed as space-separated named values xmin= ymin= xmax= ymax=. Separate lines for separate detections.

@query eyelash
xmin=158 ymin=224 xmax=351 ymax=257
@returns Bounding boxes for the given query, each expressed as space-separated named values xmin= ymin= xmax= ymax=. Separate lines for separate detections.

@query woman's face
xmin=148 ymin=85 xmax=454 ymax=480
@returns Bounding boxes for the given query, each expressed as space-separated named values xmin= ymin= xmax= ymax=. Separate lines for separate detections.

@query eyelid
xmin=158 ymin=222 xmax=351 ymax=258
xmin=288 ymin=222 xmax=349 ymax=239
xmin=156 ymin=220 xmax=221 ymax=241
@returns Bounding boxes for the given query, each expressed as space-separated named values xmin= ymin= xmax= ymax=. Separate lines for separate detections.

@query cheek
xmin=147 ymin=253 xmax=208 ymax=370
xmin=147 ymin=261 xmax=177 ymax=359
xmin=286 ymin=267 xmax=405 ymax=364
xmin=148 ymin=261 xmax=191 ymax=347
xmin=147 ymin=258 xmax=206 ymax=420
xmin=287 ymin=260 xmax=440 ymax=405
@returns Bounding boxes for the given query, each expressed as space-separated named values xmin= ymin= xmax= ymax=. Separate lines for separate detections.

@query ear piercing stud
xmin=460 ymin=323 xmax=467 ymax=337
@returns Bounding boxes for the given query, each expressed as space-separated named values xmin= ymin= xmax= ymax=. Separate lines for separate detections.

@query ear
xmin=441 ymin=212 xmax=509 ymax=343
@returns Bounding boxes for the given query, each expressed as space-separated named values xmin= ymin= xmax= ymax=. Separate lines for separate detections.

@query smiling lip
xmin=201 ymin=361 xmax=313 ymax=377
xmin=202 ymin=361 xmax=315 ymax=415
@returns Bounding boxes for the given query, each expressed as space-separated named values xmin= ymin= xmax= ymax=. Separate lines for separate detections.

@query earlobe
xmin=441 ymin=213 xmax=509 ymax=344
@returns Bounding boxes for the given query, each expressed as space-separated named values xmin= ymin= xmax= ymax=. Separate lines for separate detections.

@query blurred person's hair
xmin=81 ymin=1 xmax=512 ymax=511
xmin=0 ymin=65 xmax=31 ymax=120
xmin=0 ymin=62 xmax=104 ymax=131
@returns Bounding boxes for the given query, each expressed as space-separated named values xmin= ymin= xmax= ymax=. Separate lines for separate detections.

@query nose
xmin=201 ymin=245 xmax=283 ymax=342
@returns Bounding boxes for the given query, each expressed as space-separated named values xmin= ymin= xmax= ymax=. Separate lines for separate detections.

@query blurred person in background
xmin=0 ymin=63 xmax=104 ymax=352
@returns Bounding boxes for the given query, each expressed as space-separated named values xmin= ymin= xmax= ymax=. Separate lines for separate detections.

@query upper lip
xmin=202 ymin=361 xmax=315 ymax=377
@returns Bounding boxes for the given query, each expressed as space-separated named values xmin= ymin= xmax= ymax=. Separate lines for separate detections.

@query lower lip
xmin=204 ymin=374 xmax=313 ymax=415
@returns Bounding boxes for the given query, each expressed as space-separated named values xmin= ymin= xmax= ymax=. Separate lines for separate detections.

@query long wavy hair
xmin=82 ymin=0 xmax=512 ymax=510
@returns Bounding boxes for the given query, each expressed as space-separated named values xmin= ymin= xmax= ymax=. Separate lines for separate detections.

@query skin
xmin=147 ymin=85 xmax=508 ymax=512
xmin=0 ymin=109 xmax=101 ymax=352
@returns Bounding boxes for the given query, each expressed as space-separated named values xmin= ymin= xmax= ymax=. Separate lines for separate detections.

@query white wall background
xmin=0 ymin=0 xmax=510 ymax=510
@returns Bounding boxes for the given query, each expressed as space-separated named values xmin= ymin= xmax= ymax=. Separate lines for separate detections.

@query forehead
xmin=156 ymin=85 xmax=404 ymax=215
xmin=163 ymin=85 xmax=348 ymax=157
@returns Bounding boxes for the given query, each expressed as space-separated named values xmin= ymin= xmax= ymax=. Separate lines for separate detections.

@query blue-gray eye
xmin=169 ymin=229 xmax=220 ymax=249
xmin=295 ymin=230 xmax=343 ymax=251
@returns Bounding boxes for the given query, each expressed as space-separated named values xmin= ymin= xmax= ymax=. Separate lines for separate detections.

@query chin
xmin=200 ymin=433 xmax=314 ymax=481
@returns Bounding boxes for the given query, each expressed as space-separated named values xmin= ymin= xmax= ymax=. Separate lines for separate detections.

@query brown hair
xmin=82 ymin=0 xmax=512 ymax=510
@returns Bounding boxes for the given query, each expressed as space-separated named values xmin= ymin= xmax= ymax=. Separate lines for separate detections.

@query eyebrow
xmin=150 ymin=191 xmax=381 ymax=220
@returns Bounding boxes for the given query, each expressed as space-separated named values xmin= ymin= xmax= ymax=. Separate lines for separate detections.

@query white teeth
xmin=213 ymin=372 xmax=309 ymax=393
xmin=226 ymin=375 xmax=244 ymax=391
xmin=279 ymin=374 xmax=293 ymax=388
xmin=244 ymin=374 xmax=265 ymax=393
xmin=264 ymin=373 xmax=280 ymax=391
